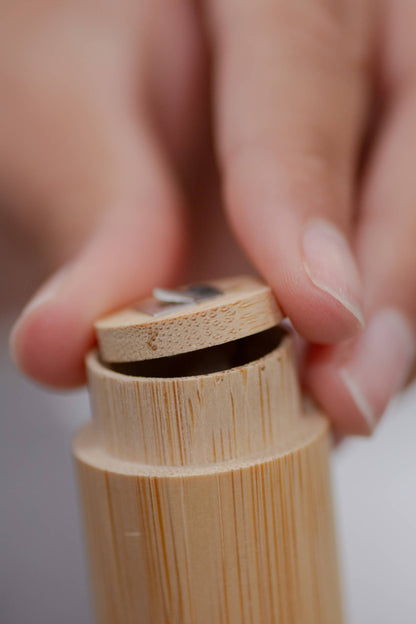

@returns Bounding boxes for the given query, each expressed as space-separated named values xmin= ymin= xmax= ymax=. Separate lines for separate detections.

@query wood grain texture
xmin=75 ymin=421 xmax=340 ymax=624
xmin=95 ymin=276 xmax=282 ymax=363
xmin=74 ymin=337 xmax=343 ymax=623
xmin=86 ymin=335 xmax=301 ymax=465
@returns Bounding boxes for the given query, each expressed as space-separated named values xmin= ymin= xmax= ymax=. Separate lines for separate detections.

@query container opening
xmin=105 ymin=326 xmax=285 ymax=378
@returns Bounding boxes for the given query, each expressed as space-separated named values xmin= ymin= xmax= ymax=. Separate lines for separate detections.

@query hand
xmin=8 ymin=0 xmax=416 ymax=435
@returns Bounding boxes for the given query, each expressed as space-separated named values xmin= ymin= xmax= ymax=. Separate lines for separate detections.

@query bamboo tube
xmin=73 ymin=277 xmax=343 ymax=623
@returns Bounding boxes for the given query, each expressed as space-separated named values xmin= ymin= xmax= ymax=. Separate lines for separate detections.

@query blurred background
xmin=1 ymin=304 xmax=416 ymax=623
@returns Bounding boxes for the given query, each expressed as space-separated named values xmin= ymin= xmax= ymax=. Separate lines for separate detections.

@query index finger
xmin=206 ymin=0 xmax=373 ymax=343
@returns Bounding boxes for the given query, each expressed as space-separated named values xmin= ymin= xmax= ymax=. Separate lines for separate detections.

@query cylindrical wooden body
xmin=73 ymin=335 xmax=343 ymax=623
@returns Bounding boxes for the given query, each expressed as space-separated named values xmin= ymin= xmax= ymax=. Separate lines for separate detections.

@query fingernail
xmin=9 ymin=266 xmax=69 ymax=359
xmin=302 ymin=219 xmax=364 ymax=326
xmin=339 ymin=309 xmax=415 ymax=431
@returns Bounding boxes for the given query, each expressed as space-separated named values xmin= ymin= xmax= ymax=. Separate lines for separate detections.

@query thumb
xmin=10 ymin=122 xmax=187 ymax=388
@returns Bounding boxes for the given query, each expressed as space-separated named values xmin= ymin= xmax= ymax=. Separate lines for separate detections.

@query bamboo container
xmin=73 ymin=276 xmax=343 ymax=624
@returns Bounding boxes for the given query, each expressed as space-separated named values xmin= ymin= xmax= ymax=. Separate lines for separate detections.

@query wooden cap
xmin=95 ymin=275 xmax=283 ymax=363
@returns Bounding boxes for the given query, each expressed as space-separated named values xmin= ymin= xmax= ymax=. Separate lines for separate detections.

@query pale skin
xmin=5 ymin=0 xmax=416 ymax=435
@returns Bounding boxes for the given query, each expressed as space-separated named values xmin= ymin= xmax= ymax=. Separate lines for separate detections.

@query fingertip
xmin=266 ymin=216 xmax=364 ymax=344
xmin=300 ymin=218 xmax=364 ymax=328
xmin=225 ymin=183 xmax=364 ymax=344
xmin=280 ymin=285 xmax=364 ymax=344
xmin=10 ymin=301 xmax=91 ymax=388
xmin=304 ymin=345 xmax=374 ymax=436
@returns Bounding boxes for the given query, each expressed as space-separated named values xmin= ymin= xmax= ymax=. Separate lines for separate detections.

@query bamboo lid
xmin=95 ymin=275 xmax=283 ymax=363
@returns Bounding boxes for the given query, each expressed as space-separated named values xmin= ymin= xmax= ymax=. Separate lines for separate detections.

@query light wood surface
xmin=95 ymin=275 xmax=282 ymax=363
xmin=74 ymin=331 xmax=343 ymax=623
xmin=86 ymin=334 xmax=301 ymax=465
